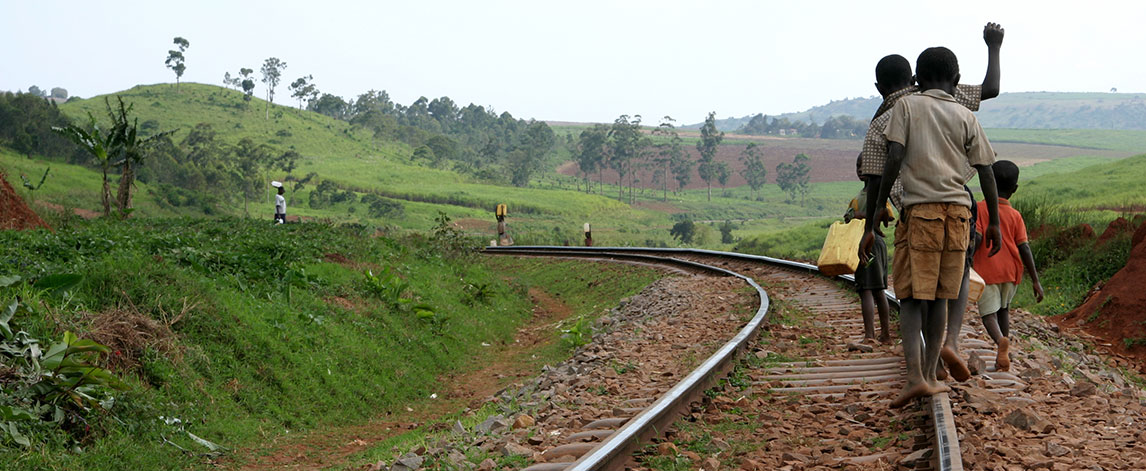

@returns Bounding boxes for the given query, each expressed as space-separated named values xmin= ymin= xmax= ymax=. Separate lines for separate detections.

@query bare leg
xmin=891 ymin=299 xmax=932 ymax=408
xmin=875 ymin=290 xmax=891 ymax=343
xmin=860 ymin=290 xmax=877 ymax=340
xmin=998 ymin=307 xmax=1010 ymax=338
xmin=941 ymin=266 xmax=972 ymax=381
xmin=982 ymin=310 xmax=1010 ymax=371
xmin=922 ymin=300 xmax=950 ymax=392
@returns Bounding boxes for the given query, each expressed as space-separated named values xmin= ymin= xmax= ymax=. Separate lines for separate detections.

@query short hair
xmin=875 ymin=55 xmax=912 ymax=87
xmin=916 ymin=47 xmax=959 ymax=83
xmin=992 ymin=160 xmax=1019 ymax=194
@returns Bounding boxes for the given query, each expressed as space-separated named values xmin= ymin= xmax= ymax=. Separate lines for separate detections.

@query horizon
xmin=3 ymin=0 xmax=1145 ymax=124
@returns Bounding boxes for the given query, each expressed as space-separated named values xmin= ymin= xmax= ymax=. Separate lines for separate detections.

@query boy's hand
xmin=984 ymin=22 xmax=1004 ymax=48
xmin=984 ymin=222 xmax=1002 ymax=257
xmin=858 ymin=231 xmax=875 ymax=265
xmin=1033 ymin=281 xmax=1045 ymax=303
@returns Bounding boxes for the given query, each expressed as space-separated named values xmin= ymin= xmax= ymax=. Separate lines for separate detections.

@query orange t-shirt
xmin=973 ymin=198 xmax=1028 ymax=285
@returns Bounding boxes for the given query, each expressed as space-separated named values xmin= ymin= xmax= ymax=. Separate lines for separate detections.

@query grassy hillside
xmin=0 ymin=218 xmax=659 ymax=469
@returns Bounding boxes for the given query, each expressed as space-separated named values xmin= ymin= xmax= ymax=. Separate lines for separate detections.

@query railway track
xmin=482 ymin=246 xmax=993 ymax=471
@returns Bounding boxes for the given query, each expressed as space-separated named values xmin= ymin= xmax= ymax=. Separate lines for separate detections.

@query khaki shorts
xmin=978 ymin=282 xmax=1017 ymax=315
xmin=892 ymin=203 xmax=971 ymax=301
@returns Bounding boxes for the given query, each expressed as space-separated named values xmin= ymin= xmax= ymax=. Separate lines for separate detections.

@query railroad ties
xmin=484 ymin=247 xmax=1016 ymax=471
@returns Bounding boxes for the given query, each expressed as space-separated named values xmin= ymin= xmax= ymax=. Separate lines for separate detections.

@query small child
xmin=860 ymin=46 xmax=1002 ymax=408
xmin=845 ymin=155 xmax=894 ymax=343
xmin=972 ymin=160 xmax=1044 ymax=371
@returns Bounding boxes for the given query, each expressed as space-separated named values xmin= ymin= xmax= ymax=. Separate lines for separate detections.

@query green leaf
xmin=32 ymin=274 xmax=83 ymax=294
xmin=0 ymin=299 xmax=16 ymax=339
xmin=0 ymin=406 xmax=36 ymax=422
xmin=0 ymin=275 xmax=20 ymax=287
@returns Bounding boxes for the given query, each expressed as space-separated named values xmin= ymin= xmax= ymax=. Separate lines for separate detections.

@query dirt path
xmin=226 ymin=287 xmax=578 ymax=470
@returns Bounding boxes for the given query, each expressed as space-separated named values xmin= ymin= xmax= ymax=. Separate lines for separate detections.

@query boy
xmin=860 ymin=22 xmax=1004 ymax=382
xmin=273 ymin=181 xmax=286 ymax=224
xmin=972 ymin=160 xmax=1044 ymax=371
xmin=845 ymin=155 xmax=895 ymax=343
xmin=859 ymin=46 xmax=1002 ymax=408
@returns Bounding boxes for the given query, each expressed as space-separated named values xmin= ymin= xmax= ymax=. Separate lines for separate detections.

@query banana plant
xmin=105 ymin=96 xmax=177 ymax=218
xmin=53 ymin=113 xmax=115 ymax=217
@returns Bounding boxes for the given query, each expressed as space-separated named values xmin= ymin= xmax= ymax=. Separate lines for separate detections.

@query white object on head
xmin=271 ymin=181 xmax=283 ymax=188
xmin=583 ymin=223 xmax=591 ymax=232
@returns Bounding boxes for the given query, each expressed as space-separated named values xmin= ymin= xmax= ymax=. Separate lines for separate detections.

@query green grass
xmin=985 ymin=128 xmax=1146 ymax=153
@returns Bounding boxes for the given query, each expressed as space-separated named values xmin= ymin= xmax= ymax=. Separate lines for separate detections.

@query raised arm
xmin=981 ymin=22 xmax=1004 ymax=100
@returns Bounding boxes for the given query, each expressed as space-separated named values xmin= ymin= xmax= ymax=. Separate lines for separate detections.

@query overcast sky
xmin=2 ymin=0 xmax=1142 ymax=124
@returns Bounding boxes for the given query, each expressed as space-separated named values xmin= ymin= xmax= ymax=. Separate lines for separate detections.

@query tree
xmin=165 ymin=37 xmax=190 ymax=89
xmin=49 ymin=88 xmax=67 ymax=100
xmin=239 ymin=68 xmax=256 ymax=106
xmin=718 ymin=220 xmax=736 ymax=244
xmin=260 ymin=57 xmax=287 ymax=119
xmin=52 ymin=111 xmax=117 ymax=216
xmin=106 ymin=96 xmax=178 ymax=217
xmin=716 ymin=161 xmax=731 ymax=197
xmin=507 ymin=120 xmax=554 ymax=186
xmin=309 ymin=93 xmax=350 ymax=119
xmin=576 ymin=124 xmax=608 ymax=194
xmin=27 ymin=86 xmax=46 ymax=97
xmin=607 ymin=114 xmax=643 ymax=202
xmin=650 ymin=117 xmax=683 ymax=201
xmin=223 ymin=72 xmax=241 ymax=90
xmin=288 ymin=75 xmax=317 ymax=112
xmin=775 ymin=153 xmax=811 ymax=204
xmin=670 ymin=219 xmax=696 ymax=245
xmin=739 ymin=142 xmax=767 ymax=199
xmin=696 ymin=111 xmax=724 ymax=201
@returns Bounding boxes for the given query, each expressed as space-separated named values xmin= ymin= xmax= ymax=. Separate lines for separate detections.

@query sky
xmin=2 ymin=0 xmax=1144 ymax=124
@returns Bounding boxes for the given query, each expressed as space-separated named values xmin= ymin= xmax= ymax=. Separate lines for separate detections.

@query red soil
xmin=0 ymin=172 xmax=51 ymax=231
xmin=1054 ymin=221 xmax=1146 ymax=370
xmin=1096 ymin=217 xmax=1134 ymax=246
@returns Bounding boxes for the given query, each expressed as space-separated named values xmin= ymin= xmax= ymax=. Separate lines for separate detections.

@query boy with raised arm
xmin=859 ymin=46 xmax=1002 ymax=408
xmin=860 ymin=22 xmax=1004 ymax=381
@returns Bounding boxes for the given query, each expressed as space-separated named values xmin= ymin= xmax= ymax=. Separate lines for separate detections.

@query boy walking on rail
xmin=860 ymin=22 xmax=1004 ymax=383
xmin=859 ymin=46 xmax=1002 ymax=408
xmin=972 ymin=160 xmax=1044 ymax=371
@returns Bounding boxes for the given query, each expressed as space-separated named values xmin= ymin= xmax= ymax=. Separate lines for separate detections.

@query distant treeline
xmin=734 ymin=113 xmax=869 ymax=138
xmin=307 ymin=91 xmax=556 ymax=186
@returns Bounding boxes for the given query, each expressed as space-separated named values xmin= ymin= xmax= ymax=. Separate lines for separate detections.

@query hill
xmin=689 ymin=92 xmax=1146 ymax=131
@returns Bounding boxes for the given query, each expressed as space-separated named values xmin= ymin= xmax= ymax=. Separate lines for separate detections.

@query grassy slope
xmin=0 ymin=219 xmax=659 ymax=469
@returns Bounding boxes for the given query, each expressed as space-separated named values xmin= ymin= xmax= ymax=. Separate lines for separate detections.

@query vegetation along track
xmin=482 ymin=246 xmax=980 ymax=471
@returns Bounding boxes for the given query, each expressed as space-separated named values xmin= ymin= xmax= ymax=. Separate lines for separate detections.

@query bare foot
xmin=941 ymin=347 xmax=971 ymax=381
xmin=890 ymin=382 xmax=932 ymax=409
xmin=936 ymin=364 xmax=948 ymax=381
xmin=929 ymin=380 xmax=951 ymax=394
xmin=879 ymin=334 xmax=892 ymax=344
xmin=996 ymin=337 xmax=1011 ymax=372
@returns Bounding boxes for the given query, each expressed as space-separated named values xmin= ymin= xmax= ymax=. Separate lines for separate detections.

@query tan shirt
xmin=883 ymin=89 xmax=995 ymax=208
xmin=861 ymin=84 xmax=981 ymax=210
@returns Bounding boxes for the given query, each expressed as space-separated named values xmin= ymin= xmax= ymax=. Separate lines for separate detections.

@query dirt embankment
xmin=0 ymin=172 xmax=51 ymax=231
xmin=1054 ymin=220 xmax=1146 ymax=369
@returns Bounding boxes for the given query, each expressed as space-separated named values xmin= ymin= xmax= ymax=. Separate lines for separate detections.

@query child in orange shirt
xmin=972 ymin=160 xmax=1045 ymax=371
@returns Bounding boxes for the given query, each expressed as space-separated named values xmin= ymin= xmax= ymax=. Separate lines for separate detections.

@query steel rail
xmin=483 ymin=245 xmax=961 ymax=471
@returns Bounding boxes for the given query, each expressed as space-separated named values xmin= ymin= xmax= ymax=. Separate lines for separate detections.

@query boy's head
xmin=915 ymin=47 xmax=961 ymax=91
xmin=277 ymin=186 xmax=285 ymax=195
xmin=875 ymin=54 xmax=913 ymax=98
xmin=992 ymin=160 xmax=1019 ymax=198
xmin=855 ymin=154 xmax=865 ymax=180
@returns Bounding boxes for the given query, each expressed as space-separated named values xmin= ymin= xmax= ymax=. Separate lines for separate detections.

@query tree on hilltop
xmin=575 ymin=124 xmax=608 ymax=194
xmin=238 ymin=68 xmax=256 ymax=107
xmin=696 ymin=111 xmax=724 ymax=201
xmin=288 ymin=75 xmax=318 ymax=113
xmin=260 ymin=58 xmax=287 ymax=119
xmin=165 ymin=37 xmax=190 ymax=90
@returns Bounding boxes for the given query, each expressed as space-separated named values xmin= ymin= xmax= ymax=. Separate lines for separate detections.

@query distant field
xmin=980 ymin=128 xmax=1146 ymax=153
